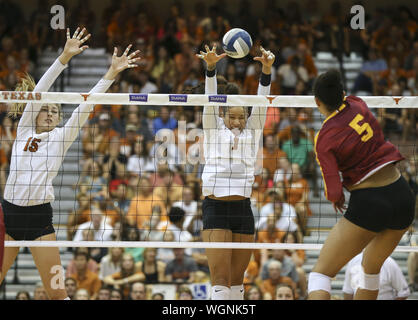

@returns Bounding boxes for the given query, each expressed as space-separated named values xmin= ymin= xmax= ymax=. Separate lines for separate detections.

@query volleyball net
xmin=0 ymin=92 xmax=417 ymax=253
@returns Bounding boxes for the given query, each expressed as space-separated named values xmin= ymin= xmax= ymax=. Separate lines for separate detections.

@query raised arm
xmin=18 ymin=28 xmax=91 ymax=132
xmin=196 ymin=45 xmax=227 ymax=129
xmin=247 ymin=47 xmax=275 ymax=129
xmin=62 ymin=44 xmax=141 ymax=151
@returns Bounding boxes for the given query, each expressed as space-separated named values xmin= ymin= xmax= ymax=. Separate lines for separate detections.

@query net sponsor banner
xmin=1 ymin=92 xmax=417 ymax=108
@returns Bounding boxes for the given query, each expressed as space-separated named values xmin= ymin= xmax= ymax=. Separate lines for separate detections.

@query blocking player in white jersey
xmin=0 ymin=27 xmax=140 ymax=299
xmin=196 ymin=45 xmax=275 ymax=300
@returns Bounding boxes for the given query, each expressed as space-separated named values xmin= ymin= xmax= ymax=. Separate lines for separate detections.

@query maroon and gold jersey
xmin=314 ymin=96 xmax=404 ymax=204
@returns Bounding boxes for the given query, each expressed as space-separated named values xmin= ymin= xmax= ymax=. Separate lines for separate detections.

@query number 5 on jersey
xmin=349 ymin=114 xmax=373 ymax=142
xmin=23 ymin=137 xmax=41 ymax=152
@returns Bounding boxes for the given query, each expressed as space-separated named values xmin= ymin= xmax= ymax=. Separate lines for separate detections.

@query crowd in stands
xmin=0 ymin=0 xmax=417 ymax=300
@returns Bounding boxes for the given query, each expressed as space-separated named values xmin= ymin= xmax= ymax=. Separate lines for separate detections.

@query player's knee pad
xmin=358 ymin=266 xmax=380 ymax=291
xmin=308 ymin=272 xmax=331 ymax=294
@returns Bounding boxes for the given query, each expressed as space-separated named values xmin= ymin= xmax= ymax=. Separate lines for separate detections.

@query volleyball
xmin=222 ymin=28 xmax=253 ymax=59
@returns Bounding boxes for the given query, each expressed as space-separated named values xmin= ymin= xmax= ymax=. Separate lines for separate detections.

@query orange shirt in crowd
xmin=70 ymin=270 xmax=102 ymax=297
xmin=262 ymin=147 xmax=287 ymax=179
xmin=263 ymin=107 xmax=281 ymax=137
xmin=284 ymin=178 xmax=312 ymax=216
xmin=244 ymin=259 xmax=259 ymax=291
xmin=109 ymin=271 xmax=145 ymax=298
xmin=257 ymin=229 xmax=286 ymax=244
xmin=126 ymin=193 xmax=167 ymax=229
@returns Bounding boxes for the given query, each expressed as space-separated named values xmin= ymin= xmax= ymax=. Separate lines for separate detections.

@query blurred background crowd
xmin=0 ymin=0 xmax=417 ymax=300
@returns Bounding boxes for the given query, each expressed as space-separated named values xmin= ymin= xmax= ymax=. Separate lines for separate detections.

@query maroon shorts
xmin=0 ymin=203 xmax=4 ymax=270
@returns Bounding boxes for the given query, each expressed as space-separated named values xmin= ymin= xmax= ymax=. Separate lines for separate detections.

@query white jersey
xmin=201 ymin=73 xmax=270 ymax=198
xmin=343 ymin=252 xmax=410 ymax=300
xmin=4 ymin=58 xmax=114 ymax=206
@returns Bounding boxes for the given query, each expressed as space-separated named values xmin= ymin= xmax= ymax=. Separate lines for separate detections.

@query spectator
xmin=260 ymin=260 xmax=297 ymax=300
xmin=99 ymin=247 xmax=124 ymax=280
xmin=103 ymin=253 xmax=145 ymax=299
xmin=126 ymin=177 xmax=167 ymax=230
xmin=33 ymin=283 xmax=48 ymax=300
xmin=163 ymin=206 xmax=193 ymax=241
xmin=121 ymin=226 xmax=144 ymax=263
xmin=152 ymin=292 xmax=165 ymax=300
xmin=72 ymin=205 xmax=114 ymax=242
xmin=343 ymin=252 xmax=410 ymax=300
xmin=106 ymin=181 xmax=131 ymax=226
xmin=262 ymin=134 xmax=287 ymax=180
xmin=277 ymin=56 xmax=308 ymax=94
xmin=152 ymin=167 xmax=184 ymax=210
xmin=129 ymin=281 xmax=147 ymax=300
xmin=244 ymin=285 xmax=263 ymax=300
xmin=15 ymin=291 xmax=31 ymax=300
xmin=76 ymin=159 xmax=108 ymax=202
xmin=275 ymin=283 xmax=296 ymax=300
xmin=150 ymin=45 xmax=176 ymax=92
xmin=260 ymin=249 xmax=300 ymax=289
xmin=101 ymin=136 xmax=128 ymax=182
xmin=165 ymin=248 xmax=198 ymax=283
xmin=69 ymin=251 xmax=102 ymax=300
xmin=64 ymin=277 xmax=78 ymax=300
xmin=66 ymin=193 xmax=91 ymax=241
xmin=257 ymin=199 xmax=299 ymax=235
xmin=82 ymin=113 xmax=120 ymax=157
xmin=110 ymin=288 xmax=123 ymax=300
xmin=282 ymin=231 xmax=307 ymax=298
xmin=65 ymin=247 xmax=99 ymax=278
xmin=126 ymin=135 xmax=155 ymax=176
xmin=135 ymin=71 xmax=158 ymax=94
xmin=284 ymin=163 xmax=312 ymax=232
xmin=377 ymin=83 xmax=410 ymax=141
xmin=273 ymin=157 xmax=292 ymax=186
xmin=288 ymin=42 xmax=317 ymax=81
xmin=135 ymin=248 xmax=166 ymax=284
xmin=353 ymin=49 xmax=388 ymax=94
xmin=172 ymin=186 xmax=198 ymax=234
xmin=119 ymin=124 xmax=140 ymax=157
xmin=74 ymin=288 xmax=90 ymax=300
xmin=177 ymin=285 xmax=193 ymax=300
xmin=281 ymin=125 xmax=314 ymax=176
xmin=256 ymin=214 xmax=286 ymax=244
xmin=152 ymin=106 xmax=177 ymax=135
xmin=96 ymin=287 xmax=111 ymax=300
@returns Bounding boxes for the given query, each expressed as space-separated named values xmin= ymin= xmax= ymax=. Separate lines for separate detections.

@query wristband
xmin=260 ymin=73 xmax=271 ymax=86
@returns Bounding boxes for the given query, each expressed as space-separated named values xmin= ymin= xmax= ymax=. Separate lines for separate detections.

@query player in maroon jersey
xmin=307 ymin=69 xmax=415 ymax=300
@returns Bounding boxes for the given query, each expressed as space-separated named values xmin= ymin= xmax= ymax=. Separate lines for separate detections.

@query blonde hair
xmin=9 ymin=73 xmax=62 ymax=121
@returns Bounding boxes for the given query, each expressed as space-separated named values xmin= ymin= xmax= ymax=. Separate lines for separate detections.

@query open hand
xmin=196 ymin=44 xmax=227 ymax=70
xmin=253 ymin=46 xmax=275 ymax=73
xmin=104 ymin=44 xmax=141 ymax=80
xmin=63 ymin=27 xmax=91 ymax=57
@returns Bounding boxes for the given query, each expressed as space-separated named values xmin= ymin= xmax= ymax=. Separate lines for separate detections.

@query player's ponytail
xmin=9 ymin=73 xmax=36 ymax=119
xmin=8 ymin=73 xmax=63 ymax=122
xmin=313 ymin=69 xmax=344 ymax=112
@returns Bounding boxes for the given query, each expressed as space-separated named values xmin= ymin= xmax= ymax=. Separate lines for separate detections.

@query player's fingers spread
xmin=128 ymin=64 xmax=138 ymax=68
xmin=73 ymin=27 xmax=80 ymax=38
xmin=212 ymin=44 xmax=217 ymax=52
xmin=81 ymin=34 xmax=91 ymax=44
xmin=80 ymin=46 xmax=88 ymax=52
xmin=77 ymin=27 xmax=86 ymax=39
xmin=66 ymin=28 xmax=71 ymax=39
xmin=124 ymin=44 xmax=132 ymax=55
xmin=113 ymin=47 xmax=118 ymax=56
xmin=205 ymin=45 xmax=210 ymax=52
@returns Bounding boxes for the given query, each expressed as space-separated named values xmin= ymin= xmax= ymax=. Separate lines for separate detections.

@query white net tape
xmin=4 ymin=241 xmax=418 ymax=252
xmin=1 ymin=92 xmax=418 ymax=107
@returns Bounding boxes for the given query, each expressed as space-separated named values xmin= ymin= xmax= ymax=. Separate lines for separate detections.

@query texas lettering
xmin=1 ymin=91 xmax=42 ymax=101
